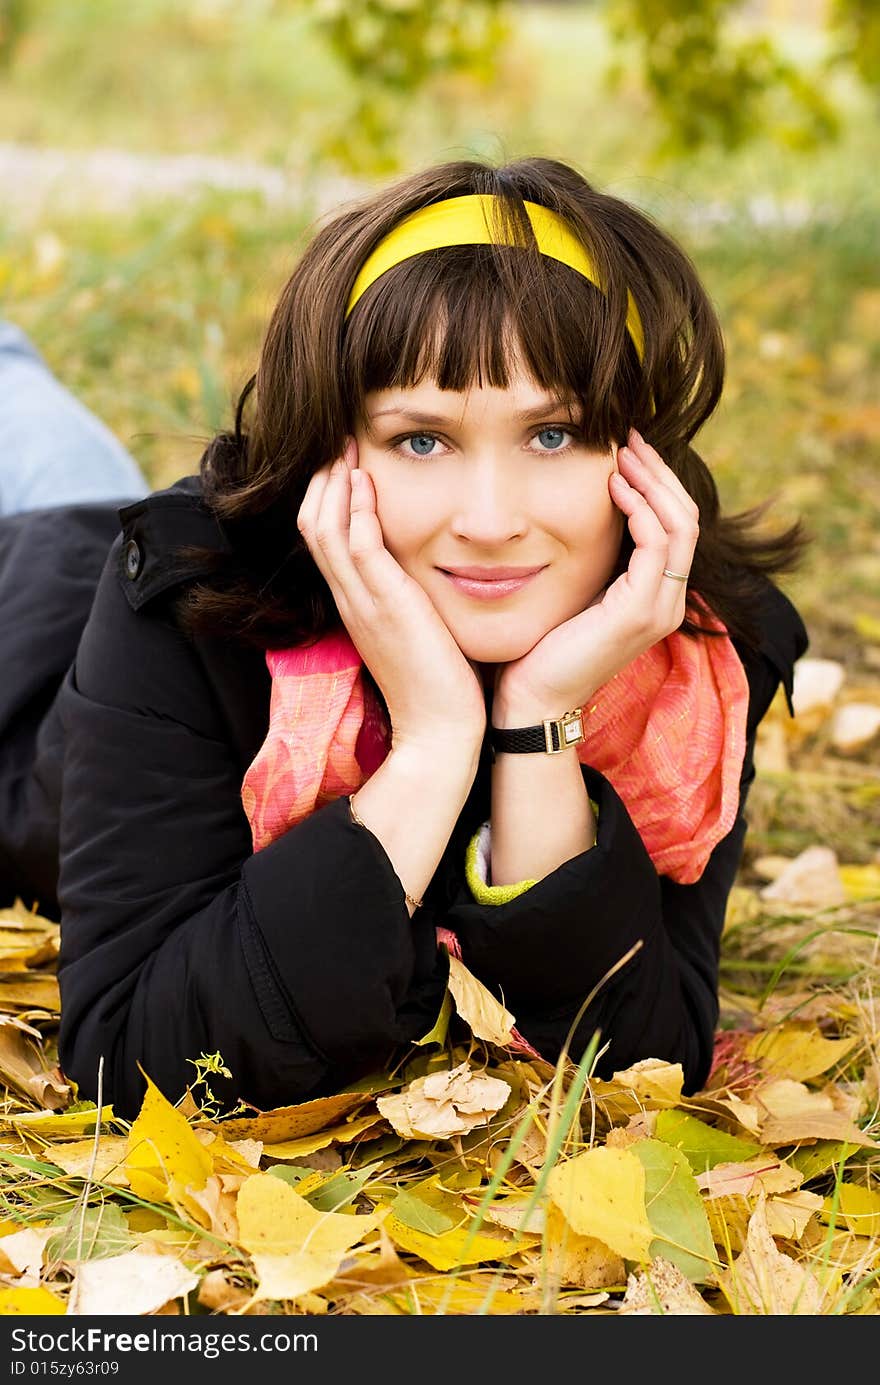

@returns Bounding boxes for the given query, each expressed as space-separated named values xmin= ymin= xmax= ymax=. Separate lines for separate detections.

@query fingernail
xmin=630 ymin=427 xmax=643 ymax=444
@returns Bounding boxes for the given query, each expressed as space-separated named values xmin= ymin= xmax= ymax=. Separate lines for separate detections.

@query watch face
xmin=562 ymin=717 xmax=584 ymax=746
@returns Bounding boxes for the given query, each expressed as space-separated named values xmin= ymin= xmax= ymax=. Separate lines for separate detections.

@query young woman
xmin=0 ymin=157 xmax=811 ymax=1120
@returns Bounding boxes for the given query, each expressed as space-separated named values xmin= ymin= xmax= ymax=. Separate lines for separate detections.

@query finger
xmin=618 ymin=447 xmax=700 ymax=558
xmin=626 ymin=429 xmax=700 ymax=520
xmin=296 ymin=437 xmax=357 ymax=536
xmin=347 ymin=467 xmax=413 ymax=599
xmin=609 ymin=473 xmax=685 ymax=602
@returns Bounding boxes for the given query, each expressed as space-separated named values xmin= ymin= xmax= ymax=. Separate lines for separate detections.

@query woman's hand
xmin=297 ymin=438 xmax=487 ymax=752
xmin=493 ymin=428 xmax=700 ymax=722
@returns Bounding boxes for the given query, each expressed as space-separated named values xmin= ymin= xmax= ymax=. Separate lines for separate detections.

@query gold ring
xmin=662 ymin=569 xmax=689 ymax=582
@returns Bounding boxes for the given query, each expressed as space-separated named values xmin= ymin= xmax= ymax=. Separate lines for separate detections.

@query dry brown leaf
xmin=697 ymin=1157 xmax=803 ymax=1200
xmin=0 ymin=1016 xmax=69 ymax=1110
xmin=209 ymin=1091 xmax=371 ymax=1143
xmin=0 ymin=972 xmax=60 ymax=1011
xmin=376 ymin=1062 xmax=511 ymax=1140
xmin=197 ymin=1268 xmax=253 ymax=1314
xmin=764 ymin=1190 xmax=824 ymax=1241
xmin=619 ymin=1256 xmax=716 ymax=1315
xmin=715 ymin=1197 xmax=828 ymax=1314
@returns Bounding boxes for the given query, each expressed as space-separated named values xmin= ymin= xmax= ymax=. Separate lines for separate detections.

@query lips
xmin=439 ymin=566 xmax=545 ymax=600
xmin=439 ymin=566 xmax=546 ymax=581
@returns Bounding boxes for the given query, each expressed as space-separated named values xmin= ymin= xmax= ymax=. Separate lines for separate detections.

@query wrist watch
xmin=489 ymin=707 xmax=586 ymax=756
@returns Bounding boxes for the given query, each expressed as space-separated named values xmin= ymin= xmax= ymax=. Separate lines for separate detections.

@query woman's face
xmin=355 ymin=358 xmax=625 ymax=669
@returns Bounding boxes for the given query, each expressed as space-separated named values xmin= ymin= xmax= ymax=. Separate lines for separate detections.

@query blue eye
xmin=535 ymin=427 xmax=569 ymax=451
xmin=408 ymin=433 xmax=438 ymax=456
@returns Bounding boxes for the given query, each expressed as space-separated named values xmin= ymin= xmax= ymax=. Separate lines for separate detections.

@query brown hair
xmin=175 ymin=155 xmax=811 ymax=652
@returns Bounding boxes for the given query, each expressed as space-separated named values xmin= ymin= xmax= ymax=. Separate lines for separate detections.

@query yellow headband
xmin=345 ymin=193 xmax=645 ymax=365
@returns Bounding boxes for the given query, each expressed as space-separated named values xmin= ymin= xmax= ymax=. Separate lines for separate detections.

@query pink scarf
xmin=241 ymin=595 xmax=749 ymax=886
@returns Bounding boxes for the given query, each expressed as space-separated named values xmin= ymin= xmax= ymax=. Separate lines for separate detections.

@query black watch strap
xmin=489 ymin=708 xmax=585 ymax=756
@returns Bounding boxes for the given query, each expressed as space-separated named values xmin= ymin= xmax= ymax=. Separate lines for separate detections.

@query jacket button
xmin=124 ymin=539 xmax=142 ymax=580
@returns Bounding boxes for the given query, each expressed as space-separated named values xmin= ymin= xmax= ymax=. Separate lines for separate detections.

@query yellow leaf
xmin=838 ymin=863 xmax=880 ymax=902
xmin=446 ymin=954 xmax=515 ymax=1045
xmin=253 ymin=1113 xmax=383 ymax=1161
xmin=0 ymin=972 xmax=60 ymax=1011
xmin=852 ymin=612 xmax=880 ymax=643
xmin=45 ymin=1136 xmax=130 ymax=1186
xmin=746 ymin=1026 xmax=860 ymax=1081
xmin=546 ymin=1146 xmax=653 ymax=1263
xmin=3 ymin=1105 xmax=114 ymax=1136
xmin=385 ymin=1277 xmax=528 ymax=1314
xmin=382 ymin=1211 xmax=531 ymax=1271
xmin=125 ymin=1075 xmax=212 ymax=1206
xmin=606 ymin=1058 xmax=684 ymax=1106
xmin=0 ymin=1286 xmax=66 ymax=1314
xmin=209 ymin=1090 xmax=370 ymax=1143
xmin=236 ymin=1172 xmax=381 ymax=1302
xmin=544 ymin=1202 xmax=625 ymax=1291
xmin=823 ymin=1182 xmax=880 ymax=1238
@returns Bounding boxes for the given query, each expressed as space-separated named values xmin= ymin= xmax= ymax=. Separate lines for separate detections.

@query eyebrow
xmin=369 ymin=400 xmax=581 ymax=427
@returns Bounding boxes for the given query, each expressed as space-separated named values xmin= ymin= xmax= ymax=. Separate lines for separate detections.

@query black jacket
xmin=0 ymin=476 xmax=809 ymax=1119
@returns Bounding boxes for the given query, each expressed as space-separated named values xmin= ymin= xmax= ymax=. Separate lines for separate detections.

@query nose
xmin=450 ymin=454 xmax=526 ymax=545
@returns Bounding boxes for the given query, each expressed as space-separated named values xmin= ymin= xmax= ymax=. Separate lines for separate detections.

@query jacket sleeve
xmin=442 ymin=613 xmax=806 ymax=1095
xmin=56 ymin=541 xmax=448 ymax=1121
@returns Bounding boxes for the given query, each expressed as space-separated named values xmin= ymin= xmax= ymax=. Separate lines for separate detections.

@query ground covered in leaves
xmin=0 ymin=660 xmax=878 ymax=1317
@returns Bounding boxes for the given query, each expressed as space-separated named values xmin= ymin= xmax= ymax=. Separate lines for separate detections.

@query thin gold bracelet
xmin=348 ymin=794 xmax=424 ymax=911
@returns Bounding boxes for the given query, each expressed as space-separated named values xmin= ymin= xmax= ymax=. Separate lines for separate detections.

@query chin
xmin=453 ymin=630 xmax=542 ymax=665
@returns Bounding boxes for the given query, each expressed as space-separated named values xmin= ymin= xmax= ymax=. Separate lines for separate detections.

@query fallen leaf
xmin=197 ymin=1268 xmax=254 ymax=1314
xmin=382 ymin=1210 xmax=530 ymax=1271
xmin=715 ymin=1196 xmax=828 ymax=1314
xmin=4 ymin=1105 xmax=114 ymax=1137
xmin=791 ymin=657 xmax=845 ymax=715
xmin=829 ymin=702 xmax=880 ymax=751
xmin=44 ymin=1136 xmax=129 ymax=1186
xmin=377 ymin=1062 xmax=510 ymax=1140
xmin=68 ymin=1247 xmax=199 ymax=1316
xmin=634 ymin=1139 xmax=717 ymax=1282
xmin=653 ymin=1109 xmax=762 ymax=1172
xmin=210 ymin=1091 xmax=371 ymax=1143
xmin=543 ymin=1203 xmax=625 ymax=1291
xmin=236 ymin=1172 xmax=381 ymax=1302
xmin=125 ymin=1075 xmax=213 ymax=1209
xmin=746 ymin=1026 xmax=860 ymax=1082
xmin=759 ymin=846 xmax=846 ymax=909
xmin=619 ymin=1256 xmax=716 ymax=1314
xmin=446 ymin=955 xmax=516 ymax=1045
xmin=0 ymin=1227 xmax=53 ymax=1284
xmin=823 ymin=1182 xmax=880 ymax=1238
xmin=697 ymin=1156 xmax=802 ymax=1199
xmin=606 ymin=1059 xmax=684 ymax=1106
xmin=547 ymin=1146 xmax=653 ymax=1263
xmin=251 ymin=1113 xmax=384 ymax=1161
xmin=0 ymin=1017 xmax=69 ymax=1109
xmin=764 ymin=1189 xmax=823 ymax=1241
xmin=0 ymin=1285 xmax=66 ymax=1314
